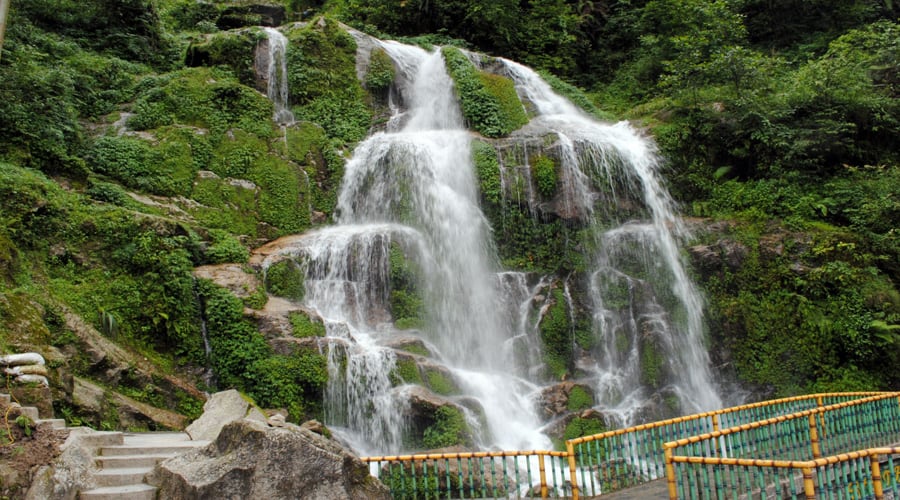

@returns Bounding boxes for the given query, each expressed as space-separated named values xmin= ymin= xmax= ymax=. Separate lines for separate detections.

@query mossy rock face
xmin=265 ymin=259 xmax=306 ymax=302
xmin=289 ymin=311 xmax=325 ymax=337
xmin=365 ymin=47 xmax=396 ymax=91
xmin=539 ymin=286 xmax=573 ymax=380
xmin=441 ymin=47 xmax=527 ymax=138
xmin=0 ymin=292 xmax=52 ymax=349
xmin=284 ymin=18 xmax=372 ymax=144
xmin=185 ymin=28 xmax=265 ymax=87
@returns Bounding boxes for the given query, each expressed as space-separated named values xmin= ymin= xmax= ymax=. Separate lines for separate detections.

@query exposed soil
xmin=0 ymin=401 xmax=68 ymax=499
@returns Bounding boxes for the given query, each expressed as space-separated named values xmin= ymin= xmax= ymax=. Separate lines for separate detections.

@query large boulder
xmin=185 ymin=389 xmax=266 ymax=442
xmin=149 ymin=419 xmax=391 ymax=500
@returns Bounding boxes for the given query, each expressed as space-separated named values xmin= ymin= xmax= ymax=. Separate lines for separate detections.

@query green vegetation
xmin=289 ymin=311 xmax=327 ymax=338
xmin=265 ymin=259 xmax=306 ymax=302
xmin=392 ymin=359 xmax=423 ymax=385
xmin=563 ymin=416 xmax=607 ymax=442
xmin=424 ymin=369 xmax=459 ymax=396
xmin=567 ymin=385 xmax=594 ymax=412
xmin=389 ymin=243 xmax=426 ymax=329
xmin=365 ymin=47 xmax=396 ymax=90
xmin=530 ymin=155 xmax=558 ymax=199
xmin=422 ymin=405 xmax=470 ymax=448
xmin=198 ymin=279 xmax=327 ymax=421
xmin=539 ymin=288 xmax=573 ymax=380
xmin=1 ymin=0 xmax=898 ymax=436
xmin=441 ymin=47 xmax=527 ymax=137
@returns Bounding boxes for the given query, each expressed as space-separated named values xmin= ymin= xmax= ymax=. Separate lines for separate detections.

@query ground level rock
xmin=150 ymin=419 xmax=390 ymax=500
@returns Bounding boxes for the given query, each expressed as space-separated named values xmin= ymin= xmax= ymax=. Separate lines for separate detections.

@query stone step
xmin=70 ymin=430 xmax=125 ymax=448
xmin=100 ymin=442 xmax=206 ymax=456
xmin=0 ymin=393 xmax=9 ymax=405
xmin=36 ymin=418 xmax=66 ymax=429
xmin=95 ymin=454 xmax=174 ymax=469
xmin=77 ymin=483 xmax=157 ymax=500
xmin=16 ymin=405 xmax=40 ymax=421
xmin=92 ymin=467 xmax=153 ymax=488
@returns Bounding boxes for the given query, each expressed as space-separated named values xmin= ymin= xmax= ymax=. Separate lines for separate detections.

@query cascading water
xmin=263 ymin=27 xmax=295 ymax=125
xmin=500 ymin=59 xmax=722 ymax=422
xmin=258 ymin=33 xmax=721 ymax=458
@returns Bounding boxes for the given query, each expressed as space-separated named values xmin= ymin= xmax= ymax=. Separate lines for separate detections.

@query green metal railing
xmin=663 ymin=393 xmax=900 ymax=499
xmin=362 ymin=450 xmax=574 ymax=498
xmin=565 ymin=392 xmax=885 ymax=498
xmin=360 ymin=392 xmax=893 ymax=499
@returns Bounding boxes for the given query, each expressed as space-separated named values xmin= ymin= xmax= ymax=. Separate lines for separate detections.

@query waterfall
xmin=501 ymin=59 xmax=722 ymax=420
xmin=259 ymin=35 xmax=721 ymax=455
xmin=263 ymin=27 xmax=294 ymax=125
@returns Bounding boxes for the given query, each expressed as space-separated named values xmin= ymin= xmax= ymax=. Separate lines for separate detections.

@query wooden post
xmin=0 ymin=0 xmax=10 ymax=62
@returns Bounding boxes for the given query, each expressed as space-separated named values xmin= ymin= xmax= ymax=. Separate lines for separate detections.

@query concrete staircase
xmin=78 ymin=432 xmax=209 ymax=500
xmin=3 ymin=390 xmax=208 ymax=499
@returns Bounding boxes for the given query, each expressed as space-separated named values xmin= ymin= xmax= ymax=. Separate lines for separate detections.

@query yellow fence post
xmin=538 ymin=454 xmax=548 ymax=499
xmin=871 ymin=455 xmax=885 ymax=500
xmin=712 ymin=413 xmax=719 ymax=432
xmin=664 ymin=446 xmax=678 ymax=500
xmin=566 ymin=441 xmax=579 ymax=500
xmin=802 ymin=466 xmax=816 ymax=499
xmin=808 ymin=413 xmax=822 ymax=459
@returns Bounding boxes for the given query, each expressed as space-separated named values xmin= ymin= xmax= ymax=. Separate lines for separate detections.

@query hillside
xmin=0 ymin=0 xmax=897 ymax=467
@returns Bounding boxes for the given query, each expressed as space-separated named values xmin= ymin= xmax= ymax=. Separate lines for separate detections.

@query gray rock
xmin=149 ymin=419 xmax=390 ymax=500
xmin=185 ymin=390 xmax=253 ymax=441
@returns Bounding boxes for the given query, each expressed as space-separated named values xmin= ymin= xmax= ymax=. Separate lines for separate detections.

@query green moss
xmin=289 ymin=311 xmax=326 ymax=338
xmin=365 ymin=47 xmax=395 ymax=90
xmin=472 ymin=140 xmax=501 ymax=205
xmin=639 ymin=339 xmax=664 ymax=389
xmin=205 ymin=229 xmax=249 ymax=264
xmin=185 ymin=28 xmax=265 ymax=86
xmin=441 ymin=47 xmax=526 ymax=137
xmin=567 ymin=385 xmax=594 ymax=412
xmin=389 ymin=243 xmax=426 ymax=328
xmin=540 ymin=288 xmax=573 ymax=379
xmin=393 ymin=359 xmax=423 ymax=385
xmin=423 ymin=405 xmax=470 ymax=449
xmin=197 ymin=279 xmax=327 ymax=421
xmin=531 ymin=155 xmax=558 ymax=198
xmin=286 ymin=18 xmax=372 ymax=144
xmin=265 ymin=260 xmax=305 ymax=302
xmin=242 ymin=285 xmax=268 ymax=310
xmin=425 ymin=369 xmax=459 ymax=396
xmin=129 ymin=67 xmax=274 ymax=140
xmin=563 ymin=416 xmax=607 ymax=441
xmin=190 ymin=175 xmax=260 ymax=237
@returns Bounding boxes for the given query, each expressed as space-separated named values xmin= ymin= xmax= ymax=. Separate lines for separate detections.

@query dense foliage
xmin=0 ymin=0 xmax=897 ymax=435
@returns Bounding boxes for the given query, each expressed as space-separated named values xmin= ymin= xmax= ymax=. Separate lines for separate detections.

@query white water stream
xmin=501 ymin=59 xmax=722 ymax=421
xmin=263 ymin=27 xmax=295 ymax=125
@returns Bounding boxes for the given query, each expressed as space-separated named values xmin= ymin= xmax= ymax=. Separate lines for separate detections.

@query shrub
xmin=265 ymin=260 xmax=306 ymax=302
xmin=441 ymin=47 xmax=526 ymax=137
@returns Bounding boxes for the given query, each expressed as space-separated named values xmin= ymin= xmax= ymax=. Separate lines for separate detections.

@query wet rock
xmin=150 ymin=419 xmax=390 ymax=499
xmin=537 ymin=382 xmax=596 ymax=419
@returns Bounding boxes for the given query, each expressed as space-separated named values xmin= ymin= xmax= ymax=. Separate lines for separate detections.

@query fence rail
xmin=663 ymin=393 xmax=900 ymax=499
xmin=362 ymin=450 xmax=574 ymax=499
xmin=360 ymin=392 xmax=894 ymax=499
